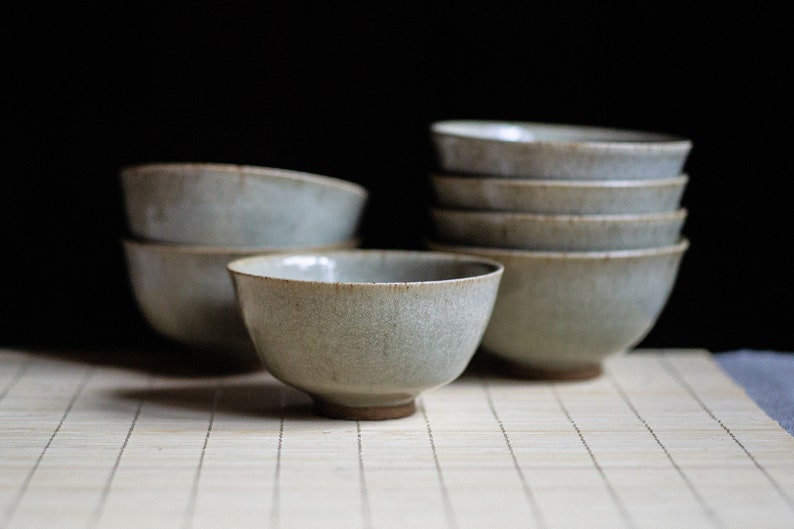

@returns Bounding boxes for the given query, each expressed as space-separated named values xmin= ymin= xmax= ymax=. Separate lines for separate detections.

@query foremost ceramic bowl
xmin=120 ymin=162 xmax=368 ymax=247
xmin=430 ymin=207 xmax=687 ymax=251
xmin=430 ymin=173 xmax=688 ymax=214
xmin=426 ymin=239 xmax=689 ymax=380
xmin=123 ymin=237 xmax=360 ymax=372
xmin=227 ymin=250 xmax=504 ymax=420
xmin=430 ymin=120 xmax=692 ymax=180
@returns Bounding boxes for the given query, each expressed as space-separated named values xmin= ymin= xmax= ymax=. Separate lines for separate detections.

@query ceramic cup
xmin=430 ymin=207 xmax=687 ymax=251
xmin=228 ymin=250 xmax=504 ymax=420
xmin=123 ymin=237 xmax=360 ymax=372
xmin=426 ymin=239 xmax=689 ymax=380
xmin=430 ymin=120 xmax=692 ymax=180
xmin=120 ymin=162 xmax=368 ymax=247
xmin=430 ymin=173 xmax=688 ymax=214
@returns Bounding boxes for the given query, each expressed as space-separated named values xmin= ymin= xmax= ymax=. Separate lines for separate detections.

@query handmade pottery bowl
xmin=430 ymin=207 xmax=687 ymax=251
xmin=227 ymin=250 xmax=504 ymax=420
xmin=426 ymin=239 xmax=689 ymax=380
xmin=122 ymin=237 xmax=360 ymax=372
xmin=430 ymin=120 xmax=692 ymax=179
xmin=120 ymin=162 xmax=368 ymax=247
xmin=430 ymin=173 xmax=688 ymax=214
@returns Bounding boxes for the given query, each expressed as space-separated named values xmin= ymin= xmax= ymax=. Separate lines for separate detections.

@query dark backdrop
xmin=2 ymin=3 xmax=792 ymax=354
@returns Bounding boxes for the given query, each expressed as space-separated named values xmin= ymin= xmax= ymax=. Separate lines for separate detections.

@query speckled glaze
xmin=426 ymin=239 xmax=688 ymax=379
xmin=227 ymin=250 xmax=504 ymax=420
xmin=120 ymin=162 xmax=368 ymax=247
xmin=122 ymin=237 xmax=360 ymax=372
xmin=430 ymin=173 xmax=688 ymax=214
xmin=431 ymin=207 xmax=687 ymax=251
xmin=430 ymin=120 xmax=692 ymax=180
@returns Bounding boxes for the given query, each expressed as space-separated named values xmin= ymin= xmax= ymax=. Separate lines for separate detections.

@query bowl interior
xmin=228 ymin=251 xmax=501 ymax=284
xmin=431 ymin=120 xmax=686 ymax=144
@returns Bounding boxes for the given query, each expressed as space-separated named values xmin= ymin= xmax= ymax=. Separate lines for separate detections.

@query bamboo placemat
xmin=1 ymin=347 xmax=792 ymax=529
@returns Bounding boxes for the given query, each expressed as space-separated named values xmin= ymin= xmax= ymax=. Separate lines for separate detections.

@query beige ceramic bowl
xmin=430 ymin=173 xmax=688 ymax=214
xmin=123 ymin=237 xmax=360 ymax=372
xmin=228 ymin=250 xmax=503 ymax=420
xmin=430 ymin=120 xmax=692 ymax=179
xmin=431 ymin=207 xmax=687 ymax=251
xmin=426 ymin=239 xmax=689 ymax=380
xmin=120 ymin=162 xmax=368 ymax=247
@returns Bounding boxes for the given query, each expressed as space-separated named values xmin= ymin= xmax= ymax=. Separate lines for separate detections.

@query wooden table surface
xmin=1 ymin=347 xmax=792 ymax=529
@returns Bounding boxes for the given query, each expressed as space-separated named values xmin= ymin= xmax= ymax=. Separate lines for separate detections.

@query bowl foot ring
xmin=313 ymin=399 xmax=417 ymax=421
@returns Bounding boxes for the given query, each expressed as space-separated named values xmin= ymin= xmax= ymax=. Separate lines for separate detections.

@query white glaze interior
xmin=229 ymin=251 xmax=500 ymax=284
xmin=432 ymin=120 xmax=683 ymax=143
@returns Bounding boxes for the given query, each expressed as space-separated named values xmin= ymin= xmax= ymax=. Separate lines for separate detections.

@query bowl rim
xmin=227 ymin=249 xmax=505 ymax=286
xmin=122 ymin=237 xmax=361 ymax=255
xmin=425 ymin=238 xmax=690 ymax=259
xmin=430 ymin=120 xmax=692 ymax=150
xmin=430 ymin=207 xmax=688 ymax=222
xmin=430 ymin=172 xmax=689 ymax=189
xmin=119 ymin=161 xmax=368 ymax=197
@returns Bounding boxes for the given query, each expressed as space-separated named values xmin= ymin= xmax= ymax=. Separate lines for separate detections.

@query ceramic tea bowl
xmin=430 ymin=120 xmax=692 ymax=180
xmin=430 ymin=207 xmax=687 ymax=251
xmin=425 ymin=239 xmax=689 ymax=380
xmin=227 ymin=250 xmax=504 ymax=420
xmin=120 ymin=162 xmax=368 ymax=247
xmin=430 ymin=173 xmax=688 ymax=214
xmin=122 ymin=237 xmax=359 ymax=372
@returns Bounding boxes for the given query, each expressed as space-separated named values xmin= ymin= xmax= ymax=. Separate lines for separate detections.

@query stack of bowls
xmin=120 ymin=162 xmax=368 ymax=372
xmin=426 ymin=120 xmax=692 ymax=380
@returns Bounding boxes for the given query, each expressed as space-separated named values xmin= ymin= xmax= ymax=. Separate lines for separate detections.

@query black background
xmin=2 ymin=3 xmax=792 ymax=355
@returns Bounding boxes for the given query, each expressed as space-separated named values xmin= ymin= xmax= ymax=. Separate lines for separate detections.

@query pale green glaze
xmin=431 ymin=120 xmax=692 ymax=180
xmin=431 ymin=207 xmax=687 ymax=251
xmin=123 ymin=238 xmax=359 ymax=371
xmin=228 ymin=250 xmax=503 ymax=416
xmin=430 ymin=173 xmax=688 ymax=214
xmin=426 ymin=240 xmax=688 ymax=376
xmin=121 ymin=162 xmax=368 ymax=247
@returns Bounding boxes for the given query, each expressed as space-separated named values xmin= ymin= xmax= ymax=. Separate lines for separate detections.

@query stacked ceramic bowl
xmin=426 ymin=120 xmax=692 ymax=380
xmin=120 ymin=162 xmax=368 ymax=372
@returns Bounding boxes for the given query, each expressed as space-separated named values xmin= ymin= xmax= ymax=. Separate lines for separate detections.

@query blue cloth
xmin=715 ymin=350 xmax=794 ymax=436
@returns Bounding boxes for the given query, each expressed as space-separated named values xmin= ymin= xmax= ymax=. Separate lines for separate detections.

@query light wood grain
xmin=0 ymin=348 xmax=792 ymax=529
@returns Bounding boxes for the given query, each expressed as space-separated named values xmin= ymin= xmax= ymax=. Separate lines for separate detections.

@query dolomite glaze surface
xmin=121 ymin=162 xmax=368 ymax=247
xmin=430 ymin=173 xmax=688 ymax=214
xmin=425 ymin=239 xmax=689 ymax=379
xmin=430 ymin=120 xmax=692 ymax=180
xmin=123 ymin=237 xmax=359 ymax=372
xmin=228 ymin=250 xmax=503 ymax=419
xmin=430 ymin=207 xmax=687 ymax=251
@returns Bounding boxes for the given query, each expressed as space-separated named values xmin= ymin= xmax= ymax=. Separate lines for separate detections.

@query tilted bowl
xmin=120 ymin=162 xmax=368 ymax=247
xmin=430 ymin=207 xmax=687 ymax=251
xmin=122 ymin=237 xmax=360 ymax=372
xmin=430 ymin=173 xmax=688 ymax=214
xmin=430 ymin=120 xmax=692 ymax=179
xmin=227 ymin=250 xmax=503 ymax=420
xmin=426 ymin=239 xmax=689 ymax=380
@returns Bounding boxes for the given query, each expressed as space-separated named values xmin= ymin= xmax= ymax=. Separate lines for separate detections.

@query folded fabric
xmin=715 ymin=350 xmax=794 ymax=436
